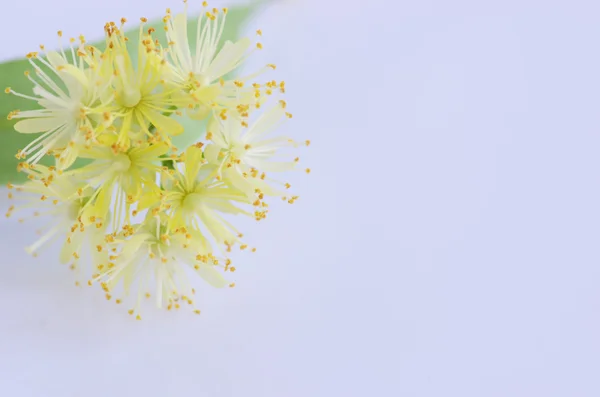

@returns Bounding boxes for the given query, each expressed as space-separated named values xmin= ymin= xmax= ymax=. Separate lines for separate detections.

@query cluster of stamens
xmin=4 ymin=0 xmax=310 ymax=319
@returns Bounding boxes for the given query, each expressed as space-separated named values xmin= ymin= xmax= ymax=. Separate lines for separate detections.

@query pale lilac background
xmin=2 ymin=0 xmax=600 ymax=396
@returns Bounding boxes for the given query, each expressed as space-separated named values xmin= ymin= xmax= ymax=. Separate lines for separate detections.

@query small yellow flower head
xmin=102 ymin=25 xmax=185 ymax=149
xmin=8 ymin=39 xmax=112 ymax=170
xmin=146 ymin=145 xmax=250 ymax=247
xmin=204 ymin=102 xmax=301 ymax=199
xmin=163 ymin=1 xmax=273 ymax=119
xmin=95 ymin=214 xmax=228 ymax=314
xmin=7 ymin=165 xmax=108 ymax=281
xmin=69 ymin=141 xmax=170 ymax=232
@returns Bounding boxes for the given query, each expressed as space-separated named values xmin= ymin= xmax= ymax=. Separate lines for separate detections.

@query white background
xmin=2 ymin=0 xmax=600 ymax=396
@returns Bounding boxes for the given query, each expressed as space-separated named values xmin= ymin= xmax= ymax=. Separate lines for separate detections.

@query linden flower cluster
xmin=5 ymin=1 xmax=309 ymax=319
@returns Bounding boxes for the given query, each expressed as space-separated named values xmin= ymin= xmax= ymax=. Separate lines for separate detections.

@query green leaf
xmin=0 ymin=58 xmax=54 ymax=181
xmin=0 ymin=0 xmax=268 ymax=184
xmin=170 ymin=112 xmax=210 ymax=151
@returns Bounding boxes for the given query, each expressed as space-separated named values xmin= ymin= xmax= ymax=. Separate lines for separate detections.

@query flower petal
xmin=196 ymin=264 xmax=228 ymax=288
xmin=243 ymin=105 xmax=286 ymax=142
xmin=203 ymin=143 xmax=221 ymax=164
xmin=14 ymin=117 xmax=64 ymax=133
xmin=143 ymin=109 xmax=184 ymax=136
xmin=206 ymin=38 xmax=251 ymax=81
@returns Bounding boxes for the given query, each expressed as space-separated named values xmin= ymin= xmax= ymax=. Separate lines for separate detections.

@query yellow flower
xmin=6 ymin=165 xmax=108 ymax=280
xmin=69 ymin=140 xmax=170 ymax=231
xmin=163 ymin=1 xmax=269 ymax=119
xmin=140 ymin=144 xmax=250 ymax=247
xmin=95 ymin=213 xmax=228 ymax=317
xmin=204 ymin=104 xmax=300 ymax=199
xmin=6 ymin=5 xmax=303 ymax=317
xmin=7 ymin=34 xmax=112 ymax=169
xmin=103 ymin=21 xmax=186 ymax=150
